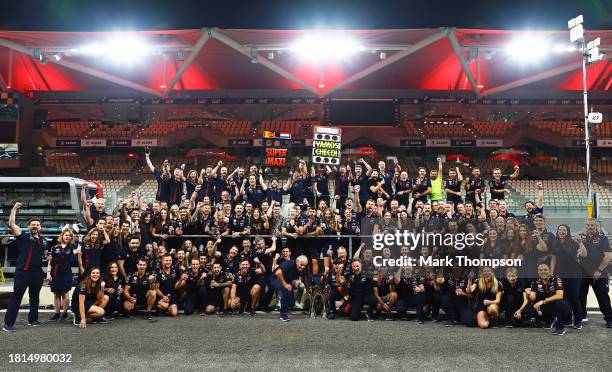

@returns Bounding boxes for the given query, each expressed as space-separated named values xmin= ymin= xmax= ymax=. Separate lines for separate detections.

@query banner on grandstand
xmin=451 ymin=139 xmax=476 ymax=147
xmin=572 ymin=139 xmax=596 ymax=147
xmin=312 ymin=126 xmax=341 ymax=165
xmin=107 ymin=139 xmax=130 ymax=147
xmin=400 ymin=139 xmax=426 ymax=147
xmin=426 ymin=138 xmax=450 ymax=147
xmin=80 ymin=139 xmax=106 ymax=147
xmin=228 ymin=139 xmax=253 ymax=146
xmin=596 ymin=139 xmax=612 ymax=148
xmin=262 ymin=131 xmax=292 ymax=167
xmin=55 ymin=139 xmax=79 ymax=147
xmin=476 ymin=139 xmax=503 ymax=147
xmin=131 ymin=138 xmax=158 ymax=147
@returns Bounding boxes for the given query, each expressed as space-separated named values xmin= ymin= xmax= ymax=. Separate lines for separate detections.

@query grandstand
xmin=0 ymin=26 xmax=609 ymax=219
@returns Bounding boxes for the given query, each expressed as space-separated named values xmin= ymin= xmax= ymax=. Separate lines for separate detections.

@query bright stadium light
xmin=505 ymin=36 xmax=549 ymax=63
xmin=290 ymin=33 xmax=365 ymax=61
xmin=77 ymin=36 xmax=152 ymax=64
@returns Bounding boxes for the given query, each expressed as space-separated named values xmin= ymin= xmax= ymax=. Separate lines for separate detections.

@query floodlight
xmin=586 ymin=37 xmax=601 ymax=50
xmin=569 ymin=24 xmax=584 ymax=43
xmin=568 ymin=15 xmax=583 ymax=29
xmin=505 ymin=37 xmax=549 ymax=63
xmin=290 ymin=33 xmax=365 ymax=61
xmin=77 ymin=36 xmax=151 ymax=64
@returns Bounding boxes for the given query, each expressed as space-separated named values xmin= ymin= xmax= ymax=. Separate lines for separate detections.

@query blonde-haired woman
xmin=47 ymin=228 xmax=78 ymax=321
xmin=468 ymin=266 xmax=503 ymax=328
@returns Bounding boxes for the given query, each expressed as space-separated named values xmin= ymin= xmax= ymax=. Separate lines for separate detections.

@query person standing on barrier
xmin=577 ymin=218 xmax=612 ymax=328
xmin=3 ymin=202 xmax=49 ymax=333
xmin=270 ymin=255 xmax=308 ymax=321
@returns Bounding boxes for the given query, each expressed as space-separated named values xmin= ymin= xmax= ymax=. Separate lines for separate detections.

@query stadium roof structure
xmin=0 ymin=27 xmax=611 ymax=99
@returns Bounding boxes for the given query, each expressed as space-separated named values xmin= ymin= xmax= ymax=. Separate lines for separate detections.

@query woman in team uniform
xmin=78 ymin=227 xmax=109 ymax=277
xmin=139 ymin=212 xmax=155 ymax=246
xmin=152 ymin=208 xmax=172 ymax=247
xmin=71 ymin=267 xmax=108 ymax=329
xmin=339 ymin=208 xmax=360 ymax=255
xmin=468 ymin=266 xmax=503 ymax=329
xmin=103 ymin=261 xmax=123 ymax=319
xmin=250 ymin=208 xmax=270 ymax=236
xmin=320 ymin=209 xmax=341 ymax=273
xmin=552 ymin=224 xmax=585 ymax=329
xmin=517 ymin=224 xmax=537 ymax=284
xmin=47 ymin=228 xmax=78 ymax=321
xmin=449 ymin=265 xmax=475 ymax=327
xmin=480 ymin=229 xmax=508 ymax=277
xmin=185 ymin=170 xmax=200 ymax=197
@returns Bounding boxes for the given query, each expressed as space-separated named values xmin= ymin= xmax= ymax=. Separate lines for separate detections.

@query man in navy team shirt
xmin=3 ymin=202 xmax=49 ymax=332
xmin=271 ymin=256 xmax=308 ymax=321
xmin=145 ymin=152 xmax=171 ymax=204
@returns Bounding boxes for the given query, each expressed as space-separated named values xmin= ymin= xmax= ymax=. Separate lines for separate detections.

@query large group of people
xmin=3 ymin=153 xmax=611 ymax=336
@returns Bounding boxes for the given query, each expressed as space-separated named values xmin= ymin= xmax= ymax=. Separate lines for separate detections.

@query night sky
xmin=0 ymin=0 xmax=610 ymax=31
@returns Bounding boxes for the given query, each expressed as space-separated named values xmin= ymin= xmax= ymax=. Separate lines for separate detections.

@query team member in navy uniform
xmin=78 ymin=227 xmax=110 ymax=277
xmin=145 ymin=152 xmax=171 ymax=205
xmin=346 ymin=259 xmax=378 ymax=321
xmin=123 ymin=258 xmax=157 ymax=320
xmin=229 ymin=259 xmax=265 ymax=316
xmin=333 ymin=164 xmax=351 ymax=208
xmin=177 ymin=258 xmax=208 ymax=315
xmin=449 ymin=266 xmax=476 ymax=327
xmin=118 ymin=236 xmax=142 ymax=280
xmin=71 ymin=267 xmax=108 ymax=329
xmin=313 ymin=165 xmax=331 ymax=206
xmin=464 ymin=167 xmax=485 ymax=205
xmin=3 ymin=202 xmax=49 ymax=332
xmin=394 ymin=266 xmax=427 ymax=323
xmin=394 ymin=171 xmax=413 ymax=208
xmin=226 ymin=204 xmax=250 ymax=251
xmin=577 ymin=218 xmax=612 ymax=327
xmin=525 ymin=263 xmax=572 ymax=335
xmin=444 ymin=166 xmax=463 ymax=211
xmin=468 ymin=266 xmax=503 ymax=329
xmin=500 ymin=267 xmax=528 ymax=327
xmin=552 ymin=224 xmax=586 ymax=329
xmin=203 ymin=262 xmax=232 ymax=315
xmin=373 ymin=266 xmax=397 ymax=320
xmin=154 ymin=255 xmax=180 ymax=317
xmin=426 ymin=271 xmax=455 ymax=326
xmin=47 ymin=228 xmax=78 ymax=321
xmin=103 ymin=261 xmax=124 ymax=319
xmin=270 ymin=256 xmax=309 ymax=321
xmin=489 ymin=166 xmax=519 ymax=201
xmin=325 ymin=260 xmax=348 ymax=319
xmin=411 ymin=167 xmax=432 ymax=206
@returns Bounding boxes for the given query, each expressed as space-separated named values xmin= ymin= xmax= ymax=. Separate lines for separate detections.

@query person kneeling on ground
xmin=525 ymin=263 xmax=572 ymax=336
xmin=72 ymin=267 xmax=108 ymax=329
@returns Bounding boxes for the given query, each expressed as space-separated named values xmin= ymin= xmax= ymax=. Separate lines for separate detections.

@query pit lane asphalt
xmin=1 ymin=312 xmax=610 ymax=371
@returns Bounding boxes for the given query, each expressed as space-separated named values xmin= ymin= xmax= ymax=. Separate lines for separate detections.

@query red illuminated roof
xmin=0 ymin=28 xmax=610 ymax=97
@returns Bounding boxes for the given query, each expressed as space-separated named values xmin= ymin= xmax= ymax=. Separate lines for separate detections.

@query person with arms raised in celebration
xmin=3 ymin=202 xmax=49 ymax=332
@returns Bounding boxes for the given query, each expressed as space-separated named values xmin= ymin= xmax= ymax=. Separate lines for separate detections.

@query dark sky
xmin=0 ymin=0 xmax=610 ymax=31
